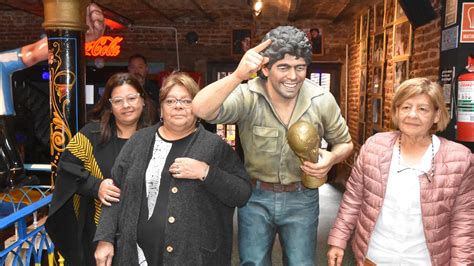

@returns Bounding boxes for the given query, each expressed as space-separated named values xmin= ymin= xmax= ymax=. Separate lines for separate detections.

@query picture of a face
xmin=384 ymin=0 xmax=395 ymax=26
xmin=394 ymin=22 xmax=410 ymax=57
xmin=373 ymin=67 xmax=382 ymax=94
xmin=394 ymin=60 xmax=408 ymax=92
xmin=305 ymin=28 xmax=323 ymax=55
xmin=373 ymin=34 xmax=384 ymax=63
xmin=232 ymin=29 xmax=251 ymax=56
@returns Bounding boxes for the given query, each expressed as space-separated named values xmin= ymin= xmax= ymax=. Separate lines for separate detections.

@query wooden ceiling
xmin=0 ymin=0 xmax=363 ymax=26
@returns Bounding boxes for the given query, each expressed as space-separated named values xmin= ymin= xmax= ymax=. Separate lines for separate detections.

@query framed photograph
xmin=393 ymin=21 xmax=412 ymax=58
xmin=358 ymin=122 xmax=366 ymax=145
xmin=217 ymin=71 xmax=233 ymax=80
xmin=231 ymin=29 xmax=251 ymax=56
xmin=372 ymin=97 xmax=383 ymax=126
xmin=360 ymin=68 xmax=368 ymax=94
xmin=360 ymin=40 xmax=368 ymax=66
xmin=360 ymin=11 xmax=370 ymax=41
xmin=374 ymin=1 xmax=385 ymax=33
xmin=373 ymin=33 xmax=385 ymax=64
xmin=305 ymin=28 xmax=323 ymax=56
xmin=372 ymin=66 xmax=383 ymax=94
xmin=355 ymin=17 xmax=360 ymax=42
xmin=359 ymin=96 xmax=366 ymax=120
xmin=394 ymin=59 xmax=409 ymax=92
xmin=395 ymin=0 xmax=406 ymax=21
xmin=384 ymin=0 xmax=395 ymax=27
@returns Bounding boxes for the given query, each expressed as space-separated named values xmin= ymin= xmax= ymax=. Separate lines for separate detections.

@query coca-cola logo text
xmin=85 ymin=36 xmax=123 ymax=57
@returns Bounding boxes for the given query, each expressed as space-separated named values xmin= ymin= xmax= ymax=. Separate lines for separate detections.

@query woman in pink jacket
xmin=327 ymin=78 xmax=473 ymax=266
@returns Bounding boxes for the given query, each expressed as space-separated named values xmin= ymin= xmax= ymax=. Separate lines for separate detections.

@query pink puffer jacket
xmin=328 ymin=132 xmax=473 ymax=266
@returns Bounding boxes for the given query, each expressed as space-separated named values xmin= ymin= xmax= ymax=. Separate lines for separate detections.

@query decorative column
xmin=43 ymin=0 xmax=89 ymax=186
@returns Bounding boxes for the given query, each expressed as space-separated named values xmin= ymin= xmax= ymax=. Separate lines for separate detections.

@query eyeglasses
xmin=164 ymin=98 xmax=192 ymax=107
xmin=109 ymin=93 xmax=141 ymax=107
xmin=397 ymin=167 xmax=433 ymax=182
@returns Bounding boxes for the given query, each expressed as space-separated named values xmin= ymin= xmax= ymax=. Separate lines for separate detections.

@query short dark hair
xmin=258 ymin=26 xmax=312 ymax=78
xmin=310 ymin=28 xmax=320 ymax=34
xmin=128 ymin=53 xmax=147 ymax=65
xmin=88 ymin=72 xmax=156 ymax=144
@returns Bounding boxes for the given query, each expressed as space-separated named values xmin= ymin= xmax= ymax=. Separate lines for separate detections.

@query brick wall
xmin=0 ymin=10 xmax=44 ymax=49
xmin=0 ymin=0 xmax=441 ymax=163
xmin=0 ymin=10 xmax=349 ymax=68
xmin=335 ymin=0 xmax=441 ymax=165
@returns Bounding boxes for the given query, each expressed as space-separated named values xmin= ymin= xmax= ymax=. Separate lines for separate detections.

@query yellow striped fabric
xmin=67 ymin=132 xmax=104 ymax=225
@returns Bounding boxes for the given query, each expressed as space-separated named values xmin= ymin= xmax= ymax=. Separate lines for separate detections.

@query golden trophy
xmin=287 ymin=121 xmax=326 ymax=188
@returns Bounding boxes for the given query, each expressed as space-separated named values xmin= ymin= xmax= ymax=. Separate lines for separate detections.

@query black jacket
xmin=94 ymin=123 xmax=252 ymax=265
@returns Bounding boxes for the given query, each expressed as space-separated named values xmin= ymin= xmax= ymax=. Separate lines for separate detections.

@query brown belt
xmin=250 ymin=179 xmax=303 ymax=192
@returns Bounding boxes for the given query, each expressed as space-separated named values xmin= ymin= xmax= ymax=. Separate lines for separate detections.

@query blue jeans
xmin=238 ymin=185 xmax=319 ymax=266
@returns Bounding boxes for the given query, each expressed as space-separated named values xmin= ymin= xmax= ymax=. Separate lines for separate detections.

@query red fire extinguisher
xmin=456 ymin=55 xmax=474 ymax=142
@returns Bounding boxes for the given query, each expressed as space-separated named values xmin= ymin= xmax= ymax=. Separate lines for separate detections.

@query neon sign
xmin=85 ymin=36 xmax=123 ymax=57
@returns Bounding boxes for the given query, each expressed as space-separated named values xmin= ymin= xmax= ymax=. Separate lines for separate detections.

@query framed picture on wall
xmin=359 ymin=95 xmax=366 ymax=121
xmin=394 ymin=59 xmax=409 ymax=92
xmin=231 ymin=29 xmax=251 ymax=56
xmin=372 ymin=97 xmax=383 ymax=126
xmin=355 ymin=17 xmax=360 ymax=42
xmin=372 ymin=66 xmax=383 ymax=94
xmin=358 ymin=122 xmax=366 ymax=145
xmin=373 ymin=33 xmax=385 ymax=64
xmin=395 ymin=0 xmax=406 ymax=21
xmin=393 ymin=21 xmax=412 ymax=58
xmin=360 ymin=11 xmax=370 ymax=41
xmin=374 ymin=1 xmax=385 ymax=33
xmin=361 ymin=40 xmax=368 ymax=66
xmin=384 ymin=0 xmax=395 ymax=27
xmin=360 ymin=67 xmax=368 ymax=94
xmin=305 ymin=28 xmax=323 ymax=56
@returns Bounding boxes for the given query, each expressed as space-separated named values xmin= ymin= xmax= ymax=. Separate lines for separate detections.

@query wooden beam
xmin=190 ymin=0 xmax=215 ymax=22
xmin=142 ymin=0 xmax=175 ymax=22
xmin=1 ymin=0 xmax=44 ymax=16
xmin=333 ymin=0 xmax=370 ymax=23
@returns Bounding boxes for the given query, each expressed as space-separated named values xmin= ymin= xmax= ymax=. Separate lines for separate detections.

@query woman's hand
xmin=95 ymin=241 xmax=114 ymax=266
xmin=327 ymin=245 xmax=345 ymax=266
xmin=98 ymin=178 xmax=121 ymax=206
xmin=170 ymin=157 xmax=209 ymax=181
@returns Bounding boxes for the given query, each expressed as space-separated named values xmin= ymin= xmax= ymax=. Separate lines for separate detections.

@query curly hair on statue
xmin=259 ymin=26 xmax=312 ymax=73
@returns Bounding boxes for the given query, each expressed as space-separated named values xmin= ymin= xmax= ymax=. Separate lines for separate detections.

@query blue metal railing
xmin=0 ymin=164 xmax=54 ymax=265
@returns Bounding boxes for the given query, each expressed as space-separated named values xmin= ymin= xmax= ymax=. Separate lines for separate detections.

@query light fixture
xmin=253 ymin=0 xmax=263 ymax=17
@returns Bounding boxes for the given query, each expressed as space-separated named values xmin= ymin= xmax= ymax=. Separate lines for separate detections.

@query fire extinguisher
xmin=456 ymin=55 xmax=474 ymax=142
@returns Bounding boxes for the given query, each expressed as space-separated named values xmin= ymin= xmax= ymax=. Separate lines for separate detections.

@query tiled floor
xmin=231 ymin=183 xmax=356 ymax=265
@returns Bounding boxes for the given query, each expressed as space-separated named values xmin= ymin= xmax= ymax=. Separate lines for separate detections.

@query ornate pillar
xmin=43 ymin=0 xmax=89 ymax=186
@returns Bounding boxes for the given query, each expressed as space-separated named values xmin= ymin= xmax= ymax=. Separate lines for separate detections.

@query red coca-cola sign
xmin=85 ymin=36 xmax=123 ymax=57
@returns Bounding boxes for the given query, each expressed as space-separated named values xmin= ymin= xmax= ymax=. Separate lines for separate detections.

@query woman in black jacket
xmin=95 ymin=72 xmax=252 ymax=266
xmin=46 ymin=73 xmax=156 ymax=265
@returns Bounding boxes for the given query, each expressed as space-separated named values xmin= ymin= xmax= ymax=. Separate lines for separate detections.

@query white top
xmin=138 ymin=134 xmax=172 ymax=266
xmin=366 ymin=135 xmax=440 ymax=266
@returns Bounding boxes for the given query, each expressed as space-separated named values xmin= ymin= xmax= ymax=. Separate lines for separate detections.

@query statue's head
xmin=258 ymin=26 xmax=312 ymax=79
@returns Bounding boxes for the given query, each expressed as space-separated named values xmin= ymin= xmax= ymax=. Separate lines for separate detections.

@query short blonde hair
xmin=159 ymin=72 xmax=200 ymax=104
xmin=390 ymin=77 xmax=450 ymax=132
